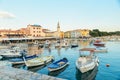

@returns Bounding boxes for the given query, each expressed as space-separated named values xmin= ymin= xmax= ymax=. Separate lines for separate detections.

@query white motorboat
xmin=0 ymin=49 xmax=21 ymax=58
xmin=76 ymin=48 xmax=99 ymax=73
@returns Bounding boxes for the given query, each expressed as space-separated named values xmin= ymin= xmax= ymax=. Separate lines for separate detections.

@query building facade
xmin=64 ymin=29 xmax=90 ymax=38
xmin=27 ymin=24 xmax=45 ymax=37
xmin=0 ymin=29 xmax=25 ymax=38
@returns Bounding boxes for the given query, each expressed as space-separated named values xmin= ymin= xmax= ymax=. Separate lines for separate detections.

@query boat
xmin=48 ymin=58 xmax=69 ymax=72
xmin=93 ymin=40 xmax=105 ymax=47
xmin=76 ymin=48 xmax=99 ymax=73
xmin=44 ymin=40 xmax=51 ymax=48
xmin=38 ymin=44 xmax=44 ymax=48
xmin=24 ymin=55 xmax=54 ymax=68
xmin=76 ymin=65 xmax=98 ymax=80
xmin=61 ymin=42 xmax=69 ymax=48
xmin=48 ymin=64 xmax=69 ymax=76
xmin=71 ymin=44 xmax=78 ymax=48
xmin=0 ymin=49 xmax=22 ymax=59
xmin=55 ymin=43 xmax=61 ymax=48
xmin=9 ymin=54 xmax=38 ymax=65
xmin=94 ymin=47 xmax=108 ymax=53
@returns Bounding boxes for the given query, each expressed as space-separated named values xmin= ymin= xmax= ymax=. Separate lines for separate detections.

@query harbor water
xmin=1 ymin=40 xmax=120 ymax=80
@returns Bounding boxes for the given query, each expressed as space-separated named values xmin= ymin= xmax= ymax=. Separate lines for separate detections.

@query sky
xmin=0 ymin=0 xmax=120 ymax=32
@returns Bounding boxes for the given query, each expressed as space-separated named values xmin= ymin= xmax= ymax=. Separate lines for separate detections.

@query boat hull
xmin=48 ymin=62 xmax=69 ymax=72
xmin=93 ymin=43 xmax=105 ymax=47
xmin=24 ymin=56 xmax=54 ymax=68
xmin=76 ymin=57 xmax=99 ymax=73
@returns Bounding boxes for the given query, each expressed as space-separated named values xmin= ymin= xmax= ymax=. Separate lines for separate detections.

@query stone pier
xmin=0 ymin=66 xmax=64 ymax=80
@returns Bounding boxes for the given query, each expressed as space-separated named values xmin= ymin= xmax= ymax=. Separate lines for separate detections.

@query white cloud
xmin=0 ymin=11 xmax=16 ymax=19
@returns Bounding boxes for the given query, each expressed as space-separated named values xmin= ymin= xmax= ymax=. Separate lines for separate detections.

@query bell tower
xmin=57 ymin=22 xmax=60 ymax=32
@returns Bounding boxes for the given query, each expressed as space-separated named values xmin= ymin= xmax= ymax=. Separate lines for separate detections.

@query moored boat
xmin=71 ymin=44 xmax=78 ymax=48
xmin=0 ymin=49 xmax=22 ymax=59
xmin=76 ymin=48 xmax=99 ymax=73
xmin=24 ymin=55 xmax=54 ymax=68
xmin=48 ymin=58 xmax=69 ymax=72
xmin=93 ymin=40 xmax=105 ymax=47
xmin=9 ymin=54 xmax=37 ymax=65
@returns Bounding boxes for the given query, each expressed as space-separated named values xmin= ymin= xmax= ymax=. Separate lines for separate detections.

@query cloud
xmin=0 ymin=11 xmax=16 ymax=19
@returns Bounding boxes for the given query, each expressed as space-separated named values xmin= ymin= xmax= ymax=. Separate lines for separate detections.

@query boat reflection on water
xmin=12 ymin=64 xmax=25 ymax=68
xmin=76 ymin=66 xmax=98 ymax=80
xmin=48 ymin=64 xmax=69 ymax=76
xmin=28 ymin=65 xmax=46 ymax=72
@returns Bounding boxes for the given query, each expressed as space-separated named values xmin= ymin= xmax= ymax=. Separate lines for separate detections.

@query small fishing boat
xmin=76 ymin=48 xmax=99 ymax=73
xmin=48 ymin=64 xmax=69 ymax=76
xmin=9 ymin=54 xmax=37 ymax=65
xmin=48 ymin=58 xmax=69 ymax=72
xmin=24 ymin=55 xmax=54 ymax=68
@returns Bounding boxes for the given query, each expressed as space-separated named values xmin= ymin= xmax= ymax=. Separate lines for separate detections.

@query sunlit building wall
xmin=27 ymin=24 xmax=45 ymax=37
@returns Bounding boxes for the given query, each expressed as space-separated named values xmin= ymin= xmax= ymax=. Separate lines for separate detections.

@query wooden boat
xmin=76 ymin=48 xmax=99 ymax=73
xmin=24 ymin=55 xmax=54 ymax=68
xmin=9 ymin=54 xmax=37 ymax=65
xmin=48 ymin=58 xmax=69 ymax=72
xmin=48 ymin=64 xmax=69 ymax=76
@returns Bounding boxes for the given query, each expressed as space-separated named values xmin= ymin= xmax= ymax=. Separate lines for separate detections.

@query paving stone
xmin=0 ymin=66 xmax=64 ymax=80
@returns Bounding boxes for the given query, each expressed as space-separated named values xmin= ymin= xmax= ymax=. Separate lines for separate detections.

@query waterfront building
xmin=64 ymin=31 xmax=71 ymax=38
xmin=64 ymin=29 xmax=90 ymax=38
xmin=71 ymin=30 xmax=80 ymax=38
xmin=0 ymin=29 xmax=25 ymax=38
xmin=80 ymin=29 xmax=90 ymax=38
xmin=26 ymin=24 xmax=45 ymax=37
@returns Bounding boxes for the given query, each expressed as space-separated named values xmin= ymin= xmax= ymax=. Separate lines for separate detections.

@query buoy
xmin=106 ymin=64 xmax=110 ymax=67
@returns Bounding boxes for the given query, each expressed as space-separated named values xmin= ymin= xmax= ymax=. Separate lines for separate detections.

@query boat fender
xmin=106 ymin=64 xmax=110 ymax=67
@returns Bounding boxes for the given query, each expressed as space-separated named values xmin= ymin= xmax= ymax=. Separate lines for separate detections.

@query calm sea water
xmin=13 ymin=41 xmax=120 ymax=80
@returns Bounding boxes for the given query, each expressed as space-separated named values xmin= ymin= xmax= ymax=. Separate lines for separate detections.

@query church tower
xmin=57 ymin=22 xmax=60 ymax=32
